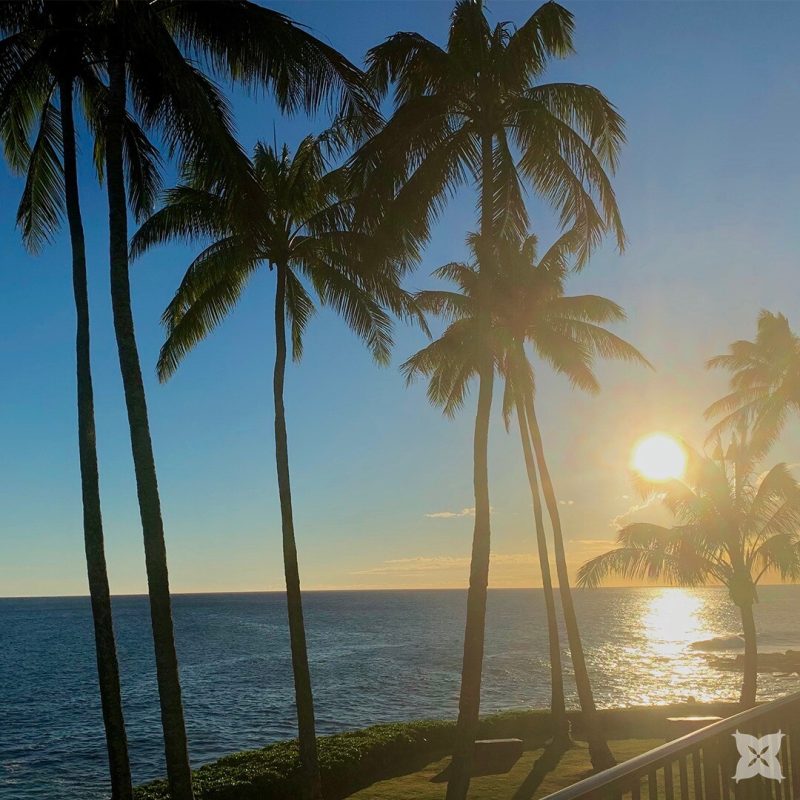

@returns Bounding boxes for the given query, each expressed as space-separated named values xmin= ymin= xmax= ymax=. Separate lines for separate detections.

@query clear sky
xmin=2 ymin=1 xmax=800 ymax=597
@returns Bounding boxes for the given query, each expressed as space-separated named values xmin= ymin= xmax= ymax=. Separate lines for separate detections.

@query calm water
xmin=3 ymin=587 xmax=800 ymax=800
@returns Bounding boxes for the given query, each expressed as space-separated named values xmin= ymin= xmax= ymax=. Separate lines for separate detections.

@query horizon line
xmin=3 ymin=583 xmax=795 ymax=600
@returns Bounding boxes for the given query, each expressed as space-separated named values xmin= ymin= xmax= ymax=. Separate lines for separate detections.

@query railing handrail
xmin=541 ymin=692 xmax=800 ymax=800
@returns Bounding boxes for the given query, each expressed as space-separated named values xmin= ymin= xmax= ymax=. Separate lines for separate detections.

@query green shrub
xmin=134 ymin=702 xmax=733 ymax=800
xmin=134 ymin=720 xmax=457 ymax=800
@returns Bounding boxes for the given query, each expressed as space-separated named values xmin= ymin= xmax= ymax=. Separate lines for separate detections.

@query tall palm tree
xmin=4 ymin=3 xmax=377 ymax=798
xmin=513 ymin=378 xmax=569 ymax=744
xmin=496 ymin=233 xmax=650 ymax=760
xmin=97 ymin=5 xmax=377 ymax=799
xmin=706 ymin=311 xmax=800 ymax=457
xmin=578 ymin=436 xmax=800 ymax=708
xmin=351 ymin=3 xmax=625 ymax=792
xmin=0 ymin=4 xmax=157 ymax=796
xmin=404 ymin=232 xmax=647 ymax=769
xmin=131 ymin=136 xmax=415 ymax=800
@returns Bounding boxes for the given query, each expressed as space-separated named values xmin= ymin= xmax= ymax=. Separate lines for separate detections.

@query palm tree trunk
xmin=524 ymin=395 xmax=615 ymax=771
xmin=273 ymin=262 xmax=323 ymax=800
xmin=446 ymin=130 xmax=495 ymax=800
xmin=738 ymin=602 xmax=758 ymax=708
xmin=105 ymin=40 xmax=195 ymax=800
xmin=514 ymin=394 xmax=569 ymax=744
xmin=60 ymin=74 xmax=133 ymax=800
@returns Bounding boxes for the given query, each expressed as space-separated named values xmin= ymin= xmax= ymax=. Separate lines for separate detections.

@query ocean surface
xmin=3 ymin=586 xmax=800 ymax=800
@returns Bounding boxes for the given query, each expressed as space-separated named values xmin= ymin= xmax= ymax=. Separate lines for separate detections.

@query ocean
xmin=2 ymin=586 xmax=800 ymax=800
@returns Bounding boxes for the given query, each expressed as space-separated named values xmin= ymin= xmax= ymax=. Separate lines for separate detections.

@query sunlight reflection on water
xmin=637 ymin=589 xmax=716 ymax=703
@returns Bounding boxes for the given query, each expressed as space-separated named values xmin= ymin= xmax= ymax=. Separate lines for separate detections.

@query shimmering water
xmin=2 ymin=587 xmax=800 ymax=800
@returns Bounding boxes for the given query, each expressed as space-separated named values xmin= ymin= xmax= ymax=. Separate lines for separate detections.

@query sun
xmin=631 ymin=433 xmax=687 ymax=481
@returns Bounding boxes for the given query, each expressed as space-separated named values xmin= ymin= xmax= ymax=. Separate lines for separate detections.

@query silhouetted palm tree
xmin=706 ymin=311 xmax=800 ymax=457
xmin=578 ymin=435 xmax=800 ymax=708
xmin=99 ymin=5 xmax=376 ymax=798
xmin=5 ymin=3 xmax=377 ymax=798
xmin=0 ymin=4 xmax=148 ymax=795
xmin=496 ymin=233 xmax=648 ymax=757
xmin=352 ymin=3 xmax=625 ymax=790
xmin=404 ymin=232 xmax=646 ymax=765
xmin=131 ymin=135 xmax=415 ymax=800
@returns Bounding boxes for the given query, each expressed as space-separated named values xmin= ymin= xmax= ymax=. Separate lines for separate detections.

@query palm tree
xmin=496 ymin=232 xmax=649 ymax=768
xmin=351 ymin=3 xmax=625 ymax=791
xmin=496 ymin=233 xmax=650 ymax=760
xmin=578 ymin=435 xmax=800 ymax=707
xmin=706 ymin=311 xmax=800 ymax=457
xmin=513 ymin=383 xmax=570 ymax=744
xmin=0 ymin=4 xmax=153 ymax=796
xmin=96 ymin=5 xmax=377 ymax=798
xmin=5 ymin=3 xmax=377 ymax=798
xmin=131 ymin=136 xmax=415 ymax=800
xmin=404 ymin=232 xmax=647 ymax=768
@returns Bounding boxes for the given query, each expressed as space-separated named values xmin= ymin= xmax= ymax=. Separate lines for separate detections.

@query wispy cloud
xmin=571 ymin=538 xmax=617 ymax=555
xmin=352 ymin=556 xmax=468 ymax=575
xmin=350 ymin=543 xmax=618 ymax=587
xmin=352 ymin=552 xmax=535 ymax=576
xmin=425 ymin=507 xmax=475 ymax=519
xmin=610 ymin=494 xmax=669 ymax=530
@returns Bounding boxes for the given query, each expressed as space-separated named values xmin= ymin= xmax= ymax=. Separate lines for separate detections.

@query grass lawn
xmin=349 ymin=739 xmax=662 ymax=800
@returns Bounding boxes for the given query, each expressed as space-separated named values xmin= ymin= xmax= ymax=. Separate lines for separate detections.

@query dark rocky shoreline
xmin=708 ymin=650 xmax=800 ymax=676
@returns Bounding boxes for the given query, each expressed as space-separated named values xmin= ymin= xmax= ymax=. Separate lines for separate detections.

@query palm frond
xmin=16 ymin=99 xmax=64 ymax=252
xmin=491 ymin=130 xmax=528 ymax=240
xmin=0 ymin=40 xmax=52 ymax=173
xmin=161 ymin=235 xmax=258 ymax=335
xmin=164 ymin=0 xmax=379 ymax=131
xmin=414 ymin=289 xmax=473 ymax=322
xmin=401 ymin=318 xmax=478 ymax=416
xmin=157 ymin=243 xmax=260 ymax=383
xmin=366 ymin=31 xmax=448 ymax=104
xmin=501 ymin=2 xmax=574 ymax=89
xmin=131 ymin=185 xmax=232 ymax=258
xmin=511 ymin=92 xmax=625 ymax=260
xmin=526 ymin=82 xmax=625 ymax=171
xmin=546 ymin=317 xmax=651 ymax=369
xmin=284 ymin=268 xmax=315 ymax=362
xmin=303 ymin=253 xmax=394 ymax=365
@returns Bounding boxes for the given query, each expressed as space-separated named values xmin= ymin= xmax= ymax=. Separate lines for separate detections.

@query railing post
xmin=649 ymin=768 xmax=658 ymax=800
xmin=694 ymin=748 xmax=706 ymax=800
xmin=665 ymin=761 xmax=675 ymax=800
xmin=789 ymin=718 xmax=800 ymax=800
xmin=704 ymin=739 xmax=722 ymax=800
xmin=679 ymin=755 xmax=689 ymax=800
xmin=779 ymin=723 xmax=790 ymax=800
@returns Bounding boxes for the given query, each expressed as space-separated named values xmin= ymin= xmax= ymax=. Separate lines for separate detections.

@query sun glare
xmin=631 ymin=433 xmax=686 ymax=481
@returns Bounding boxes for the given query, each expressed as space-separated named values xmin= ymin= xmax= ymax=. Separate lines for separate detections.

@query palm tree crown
xmin=706 ymin=311 xmax=800 ymax=456
xmin=403 ymin=232 xmax=646 ymax=404
xmin=132 ymin=135 xmax=414 ymax=377
xmin=579 ymin=441 xmax=800 ymax=591
xmin=0 ymin=1 xmax=163 ymax=247
xmin=350 ymin=0 xmax=625 ymax=265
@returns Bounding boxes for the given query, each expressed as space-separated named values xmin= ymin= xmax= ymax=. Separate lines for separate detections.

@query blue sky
xmin=2 ymin=1 xmax=800 ymax=596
